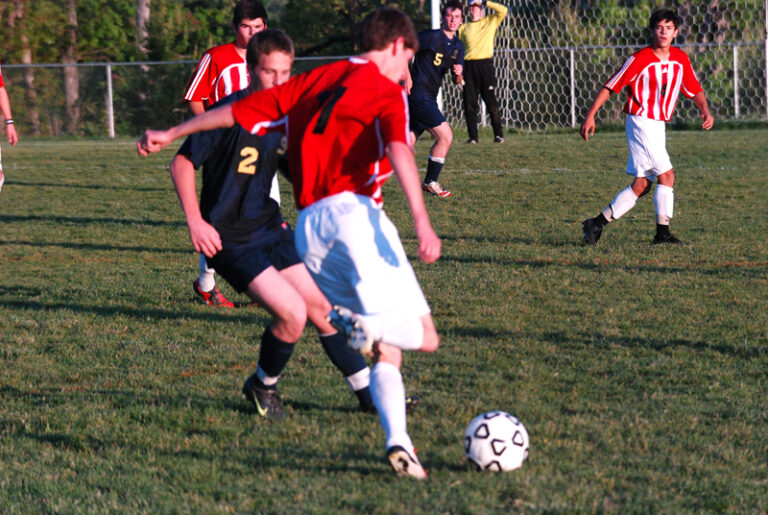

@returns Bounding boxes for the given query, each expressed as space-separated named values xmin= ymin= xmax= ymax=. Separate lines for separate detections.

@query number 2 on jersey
xmin=313 ymin=87 xmax=347 ymax=135
xmin=237 ymin=147 xmax=259 ymax=175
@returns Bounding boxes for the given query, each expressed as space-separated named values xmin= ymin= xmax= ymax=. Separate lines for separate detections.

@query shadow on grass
xmin=0 ymin=297 xmax=256 ymax=325
xmin=7 ymin=179 xmax=171 ymax=193
xmin=0 ymin=385 xmax=426 ymax=474
xmin=541 ymin=330 xmax=767 ymax=359
xmin=0 ymin=213 xmax=184 ymax=228
xmin=1 ymin=239 xmax=190 ymax=254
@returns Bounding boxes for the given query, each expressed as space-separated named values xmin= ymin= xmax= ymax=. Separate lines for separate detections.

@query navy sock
xmin=656 ymin=223 xmax=670 ymax=237
xmin=319 ymin=332 xmax=368 ymax=377
xmin=319 ymin=332 xmax=372 ymax=407
xmin=257 ymin=327 xmax=295 ymax=384
xmin=424 ymin=158 xmax=444 ymax=184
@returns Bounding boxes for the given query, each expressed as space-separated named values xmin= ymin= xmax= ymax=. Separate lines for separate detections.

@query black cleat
xmin=582 ymin=218 xmax=604 ymax=246
xmin=242 ymin=374 xmax=285 ymax=419
xmin=653 ymin=232 xmax=684 ymax=245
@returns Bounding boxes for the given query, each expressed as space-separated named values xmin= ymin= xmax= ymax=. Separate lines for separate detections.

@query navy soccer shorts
xmin=207 ymin=223 xmax=302 ymax=293
xmin=408 ymin=94 xmax=446 ymax=134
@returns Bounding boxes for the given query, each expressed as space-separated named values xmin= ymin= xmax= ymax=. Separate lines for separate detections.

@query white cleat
xmin=326 ymin=305 xmax=374 ymax=356
xmin=387 ymin=446 xmax=427 ymax=479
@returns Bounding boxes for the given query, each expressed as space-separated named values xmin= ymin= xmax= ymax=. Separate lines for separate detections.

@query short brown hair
xmin=246 ymin=28 xmax=295 ymax=68
xmin=360 ymin=7 xmax=419 ymax=52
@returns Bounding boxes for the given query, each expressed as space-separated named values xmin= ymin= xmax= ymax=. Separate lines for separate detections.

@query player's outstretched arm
xmin=580 ymin=87 xmax=611 ymax=142
xmin=387 ymin=141 xmax=441 ymax=264
xmin=137 ymin=104 xmax=236 ymax=156
xmin=169 ymin=154 xmax=223 ymax=258
xmin=692 ymin=91 xmax=714 ymax=130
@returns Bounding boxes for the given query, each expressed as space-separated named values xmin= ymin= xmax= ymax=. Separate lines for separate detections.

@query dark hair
xmin=649 ymin=9 xmax=679 ymax=30
xmin=246 ymin=28 xmax=294 ymax=68
xmin=233 ymin=0 xmax=268 ymax=27
xmin=360 ymin=7 xmax=419 ymax=52
xmin=442 ymin=0 xmax=464 ymax=17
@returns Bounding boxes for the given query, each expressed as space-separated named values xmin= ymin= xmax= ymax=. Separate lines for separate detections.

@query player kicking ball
xmin=167 ymin=30 xmax=384 ymax=419
xmin=139 ymin=8 xmax=440 ymax=479
xmin=580 ymin=9 xmax=714 ymax=246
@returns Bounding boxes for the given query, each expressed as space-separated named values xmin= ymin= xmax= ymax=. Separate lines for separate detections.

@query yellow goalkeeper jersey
xmin=458 ymin=1 xmax=508 ymax=61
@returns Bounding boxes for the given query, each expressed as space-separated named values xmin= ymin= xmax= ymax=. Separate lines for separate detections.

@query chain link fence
xmin=441 ymin=0 xmax=768 ymax=130
xmin=2 ymin=1 xmax=766 ymax=137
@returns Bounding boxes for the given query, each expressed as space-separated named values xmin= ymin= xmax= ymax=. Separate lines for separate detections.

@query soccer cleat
xmin=494 ymin=136 xmax=505 ymax=143
xmin=582 ymin=218 xmax=604 ymax=246
xmin=327 ymin=306 xmax=374 ymax=356
xmin=193 ymin=278 xmax=235 ymax=308
xmin=465 ymin=139 xmax=478 ymax=144
xmin=387 ymin=446 xmax=427 ymax=479
xmin=360 ymin=395 xmax=421 ymax=415
xmin=242 ymin=374 xmax=285 ymax=419
xmin=653 ymin=232 xmax=684 ymax=245
xmin=422 ymin=181 xmax=452 ymax=198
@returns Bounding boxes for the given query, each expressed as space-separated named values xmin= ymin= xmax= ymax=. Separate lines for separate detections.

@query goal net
xmin=441 ymin=0 xmax=768 ymax=131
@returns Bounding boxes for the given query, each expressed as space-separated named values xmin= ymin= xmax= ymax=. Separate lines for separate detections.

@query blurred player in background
xmin=406 ymin=0 xmax=465 ymax=198
xmin=182 ymin=0 xmax=270 ymax=308
xmin=580 ymin=9 xmax=713 ymax=246
xmin=171 ymin=29 xmax=379 ymax=418
xmin=458 ymin=0 xmax=507 ymax=144
xmin=0 ymin=59 xmax=19 ymax=193
xmin=139 ymin=6 xmax=441 ymax=479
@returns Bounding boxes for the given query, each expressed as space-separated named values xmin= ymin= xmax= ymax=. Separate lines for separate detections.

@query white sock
xmin=608 ymin=187 xmax=639 ymax=220
xmin=198 ymin=254 xmax=216 ymax=292
xmin=427 ymin=155 xmax=445 ymax=164
xmin=654 ymin=184 xmax=674 ymax=224
xmin=345 ymin=367 xmax=370 ymax=392
xmin=359 ymin=313 xmax=423 ymax=351
xmin=371 ymin=361 xmax=413 ymax=452
xmin=0 ymin=171 xmax=4 ymax=193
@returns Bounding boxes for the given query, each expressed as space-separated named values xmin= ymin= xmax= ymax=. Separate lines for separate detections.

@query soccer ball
xmin=463 ymin=411 xmax=529 ymax=471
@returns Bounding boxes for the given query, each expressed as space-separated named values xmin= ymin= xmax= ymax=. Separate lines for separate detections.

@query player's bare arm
xmin=387 ymin=141 xmax=441 ymax=263
xmin=137 ymin=104 xmax=236 ymax=156
xmin=692 ymin=91 xmax=714 ymax=130
xmin=169 ymin=154 xmax=223 ymax=258
xmin=0 ymin=87 xmax=18 ymax=146
xmin=580 ymin=87 xmax=612 ymax=142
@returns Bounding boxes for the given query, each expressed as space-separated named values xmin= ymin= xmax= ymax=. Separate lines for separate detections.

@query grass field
xmin=1 ymin=128 xmax=766 ymax=512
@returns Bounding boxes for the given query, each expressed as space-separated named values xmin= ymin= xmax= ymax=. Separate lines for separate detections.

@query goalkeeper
xmin=458 ymin=0 xmax=507 ymax=144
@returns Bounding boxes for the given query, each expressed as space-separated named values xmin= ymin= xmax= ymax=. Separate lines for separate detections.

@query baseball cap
xmin=468 ymin=0 xmax=483 ymax=5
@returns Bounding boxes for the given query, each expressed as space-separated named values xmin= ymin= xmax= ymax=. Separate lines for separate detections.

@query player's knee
xmin=658 ymin=169 xmax=675 ymax=187
xmin=275 ymin=305 xmax=307 ymax=342
xmin=374 ymin=342 xmax=402 ymax=368
xmin=632 ymin=178 xmax=652 ymax=197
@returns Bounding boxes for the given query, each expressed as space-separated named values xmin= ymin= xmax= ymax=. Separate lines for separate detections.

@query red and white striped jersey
xmin=605 ymin=46 xmax=703 ymax=122
xmin=183 ymin=43 xmax=248 ymax=108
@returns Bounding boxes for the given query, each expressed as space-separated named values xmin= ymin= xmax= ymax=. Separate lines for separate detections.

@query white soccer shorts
xmin=294 ymin=192 xmax=431 ymax=317
xmin=625 ymin=114 xmax=673 ymax=178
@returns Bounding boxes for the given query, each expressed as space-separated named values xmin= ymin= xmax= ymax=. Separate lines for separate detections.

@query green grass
xmin=0 ymin=128 xmax=766 ymax=512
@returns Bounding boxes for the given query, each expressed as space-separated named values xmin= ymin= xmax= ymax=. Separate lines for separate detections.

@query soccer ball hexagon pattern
xmin=464 ymin=411 xmax=529 ymax=471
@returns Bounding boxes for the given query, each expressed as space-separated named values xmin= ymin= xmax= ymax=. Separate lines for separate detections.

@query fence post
xmin=106 ymin=64 xmax=115 ymax=139
xmin=733 ymin=46 xmax=740 ymax=119
xmin=570 ymin=47 xmax=576 ymax=128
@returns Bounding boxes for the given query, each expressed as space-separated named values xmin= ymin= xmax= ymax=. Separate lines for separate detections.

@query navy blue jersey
xmin=410 ymin=29 xmax=465 ymax=99
xmin=177 ymin=89 xmax=287 ymax=245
